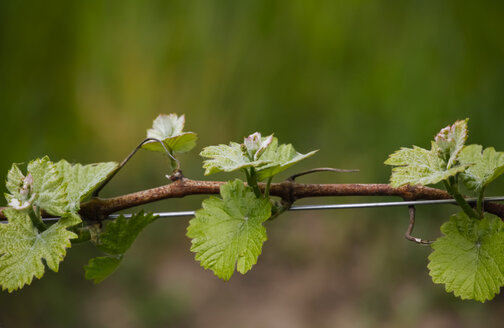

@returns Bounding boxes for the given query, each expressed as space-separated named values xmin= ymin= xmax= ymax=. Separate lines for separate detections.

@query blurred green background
xmin=1 ymin=1 xmax=504 ymax=327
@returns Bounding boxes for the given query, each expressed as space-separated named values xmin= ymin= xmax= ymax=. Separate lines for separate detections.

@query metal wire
xmin=3 ymin=195 xmax=500 ymax=223
xmin=108 ymin=196 xmax=504 ymax=219
xmin=109 ymin=211 xmax=196 ymax=219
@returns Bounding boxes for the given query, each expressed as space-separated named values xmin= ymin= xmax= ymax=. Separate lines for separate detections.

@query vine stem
xmin=443 ymin=180 xmax=479 ymax=219
xmin=264 ymin=177 xmax=273 ymax=198
xmin=2 ymin=180 xmax=504 ymax=221
xmin=288 ymin=167 xmax=359 ymax=181
xmin=477 ymin=187 xmax=485 ymax=217
xmin=28 ymin=206 xmax=47 ymax=231
xmin=245 ymin=167 xmax=262 ymax=198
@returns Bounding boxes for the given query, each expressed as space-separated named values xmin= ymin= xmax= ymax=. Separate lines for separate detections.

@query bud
xmin=434 ymin=119 xmax=468 ymax=167
xmin=435 ymin=126 xmax=454 ymax=154
xmin=243 ymin=132 xmax=274 ymax=160
xmin=19 ymin=173 xmax=34 ymax=198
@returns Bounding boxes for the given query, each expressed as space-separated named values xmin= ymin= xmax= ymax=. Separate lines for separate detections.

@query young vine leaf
xmin=434 ymin=119 xmax=468 ymax=168
xmin=84 ymin=211 xmax=157 ymax=283
xmin=428 ymin=212 xmax=504 ymax=302
xmin=6 ymin=158 xmax=119 ymax=214
xmin=385 ymin=142 xmax=468 ymax=187
xmin=0 ymin=209 xmax=80 ymax=292
xmin=186 ymin=179 xmax=271 ymax=280
xmin=5 ymin=164 xmax=26 ymax=204
xmin=142 ymin=113 xmax=198 ymax=154
xmin=55 ymin=160 xmax=118 ymax=212
xmin=458 ymin=145 xmax=504 ymax=191
xmin=6 ymin=157 xmax=68 ymax=216
xmin=201 ymin=133 xmax=317 ymax=181
xmin=200 ymin=142 xmax=270 ymax=175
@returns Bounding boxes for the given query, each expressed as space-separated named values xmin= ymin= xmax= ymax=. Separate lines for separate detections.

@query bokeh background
xmin=1 ymin=1 xmax=504 ymax=327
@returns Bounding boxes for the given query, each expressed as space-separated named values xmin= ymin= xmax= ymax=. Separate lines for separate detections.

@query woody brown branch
xmin=2 ymin=179 xmax=504 ymax=221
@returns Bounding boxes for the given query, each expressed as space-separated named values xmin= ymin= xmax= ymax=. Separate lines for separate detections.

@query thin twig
xmin=288 ymin=167 xmax=359 ymax=181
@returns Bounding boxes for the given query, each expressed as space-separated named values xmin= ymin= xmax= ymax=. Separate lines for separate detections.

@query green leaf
xmin=97 ymin=211 xmax=157 ymax=255
xmin=186 ymin=179 xmax=272 ymax=280
xmin=200 ymin=142 xmax=270 ymax=176
xmin=5 ymin=163 xmax=35 ymax=210
xmin=428 ymin=212 xmax=504 ymax=302
xmin=0 ymin=209 xmax=80 ymax=292
xmin=5 ymin=158 xmax=118 ymax=214
xmin=28 ymin=157 xmax=69 ymax=215
xmin=84 ymin=256 xmax=123 ymax=284
xmin=385 ymin=142 xmax=468 ymax=187
xmin=254 ymin=137 xmax=318 ymax=181
xmin=5 ymin=157 xmax=69 ymax=215
xmin=458 ymin=145 xmax=504 ymax=191
xmin=5 ymin=163 xmax=25 ymax=199
xmin=55 ymin=160 xmax=119 ymax=211
xmin=142 ymin=113 xmax=198 ymax=154
xmin=434 ymin=119 xmax=468 ymax=168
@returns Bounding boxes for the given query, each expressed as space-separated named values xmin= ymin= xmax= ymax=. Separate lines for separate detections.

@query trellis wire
xmin=110 ymin=196 xmax=504 ymax=219
xmin=4 ymin=195 xmax=501 ymax=223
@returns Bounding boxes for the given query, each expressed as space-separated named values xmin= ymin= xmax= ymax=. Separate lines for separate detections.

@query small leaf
xmin=428 ymin=212 xmax=504 ymax=302
xmin=458 ymin=145 xmax=504 ymax=191
xmin=434 ymin=119 xmax=468 ymax=168
xmin=7 ymin=157 xmax=69 ymax=216
xmin=200 ymin=142 xmax=270 ymax=176
xmin=5 ymin=165 xmax=36 ymax=210
xmin=254 ymin=137 xmax=318 ymax=181
xmin=385 ymin=142 xmax=468 ymax=187
xmin=5 ymin=164 xmax=25 ymax=199
xmin=84 ymin=256 xmax=123 ymax=284
xmin=187 ymin=179 xmax=272 ymax=280
xmin=0 ymin=209 xmax=80 ymax=292
xmin=28 ymin=157 xmax=68 ymax=215
xmin=142 ymin=114 xmax=198 ymax=154
xmin=55 ymin=160 xmax=119 ymax=211
xmin=97 ymin=211 xmax=157 ymax=255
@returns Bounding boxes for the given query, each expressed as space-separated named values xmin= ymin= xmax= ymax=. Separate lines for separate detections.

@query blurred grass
xmin=1 ymin=1 xmax=504 ymax=327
